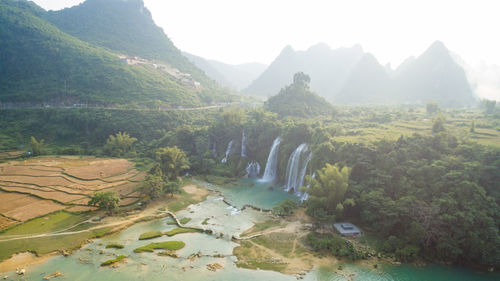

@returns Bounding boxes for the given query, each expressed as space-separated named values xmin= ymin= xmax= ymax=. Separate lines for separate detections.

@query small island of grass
xmin=101 ymin=255 xmax=126 ymax=266
xmin=134 ymin=241 xmax=185 ymax=253
xmin=165 ymin=227 xmax=201 ymax=237
xmin=105 ymin=243 xmax=125 ymax=249
xmin=139 ymin=230 xmax=163 ymax=240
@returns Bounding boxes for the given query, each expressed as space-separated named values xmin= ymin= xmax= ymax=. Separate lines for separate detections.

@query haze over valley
xmin=0 ymin=1 xmax=499 ymax=280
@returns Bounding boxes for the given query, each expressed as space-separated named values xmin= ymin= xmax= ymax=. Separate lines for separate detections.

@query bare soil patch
xmin=0 ymin=191 xmax=65 ymax=221
xmin=0 ymin=157 xmax=142 ymax=208
xmin=0 ymin=186 xmax=86 ymax=204
xmin=0 ymin=151 xmax=25 ymax=160
xmin=63 ymin=159 xmax=132 ymax=179
xmin=128 ymin=172 xmax=147 ymax=182
xmin=0 ymin=215 xmax=18 ymax=231
xmin=182 ymin=184 xmax=209 ymax=201
xmin=0 ymin=252 xmax=56 ymax=274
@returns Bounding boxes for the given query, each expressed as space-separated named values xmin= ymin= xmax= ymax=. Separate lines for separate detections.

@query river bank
xmin=0 ymin=182 xmax=210 ymax=274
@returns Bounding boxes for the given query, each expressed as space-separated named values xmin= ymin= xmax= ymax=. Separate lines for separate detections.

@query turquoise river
xmin=3 ymin=179 xmax=498 ymax=281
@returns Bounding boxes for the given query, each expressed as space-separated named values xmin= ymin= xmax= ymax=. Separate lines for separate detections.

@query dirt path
xmin=236 ymin=220 xmax=303 ymax=240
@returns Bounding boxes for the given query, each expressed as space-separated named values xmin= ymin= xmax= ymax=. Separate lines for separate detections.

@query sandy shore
xmin=0 ymin=252 xmax=57 ymax=274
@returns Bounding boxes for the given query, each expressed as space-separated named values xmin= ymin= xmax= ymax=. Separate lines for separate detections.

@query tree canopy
xmin=88 ymin=191 xmax=120 ymax=214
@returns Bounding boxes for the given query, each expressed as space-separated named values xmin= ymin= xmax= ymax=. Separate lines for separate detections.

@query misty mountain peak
xmin=423 ymin=40 xmax=451 ymax=59
xmin=359 ymin=52 xmax=379 ymax=65
xmin=279 ymin=45 xmax=295 ymax=56
xmin=307 ymin=42 xmax=331 ymax=53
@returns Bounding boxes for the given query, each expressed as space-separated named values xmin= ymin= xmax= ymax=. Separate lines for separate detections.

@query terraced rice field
xmin=0 ymin=151 xmax=25 ymax=161
xmin=0 ymin=156 xmax=145 ymax=229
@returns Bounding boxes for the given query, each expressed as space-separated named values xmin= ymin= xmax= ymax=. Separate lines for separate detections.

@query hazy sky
xmin=32 ymin=0 xmax=500 ymax=68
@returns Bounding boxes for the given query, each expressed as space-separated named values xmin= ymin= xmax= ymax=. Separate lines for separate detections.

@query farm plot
xmin=0 ymin=156 xmax=145 ymax=220
xmin=0 ymin=190 xmax=66 ymax=222
xmin=0 ymin=215 xmax=18 ymax=230
xmin=0 ymin=151 xmax=25 ymax=161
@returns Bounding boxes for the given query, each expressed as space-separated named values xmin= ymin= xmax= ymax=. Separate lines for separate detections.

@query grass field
xmin=332 ymin=108 xmax=500 ymax=148
xmin=0 ymin=211 xmax=90 ymax=236
xmin=0 ymin=226 xmax=113 ymax=261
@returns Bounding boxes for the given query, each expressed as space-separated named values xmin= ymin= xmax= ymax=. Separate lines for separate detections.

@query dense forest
xmin=0 ymin=0 xmax=233 ymax=107
xmin=1 ymin=99 xmax=499 ymax=267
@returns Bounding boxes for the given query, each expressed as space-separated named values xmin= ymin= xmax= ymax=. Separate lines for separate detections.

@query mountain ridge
xmin=183 ymin=52 xmax=267 ymax=91
xmin=0 ymin=0 xmax=231 ymax=107
xmin=246 ymin=41 xmax=477 ymax=107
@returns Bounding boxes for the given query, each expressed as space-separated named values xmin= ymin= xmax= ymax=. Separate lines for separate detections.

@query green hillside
xmin=45 ymin=0 xmax=218 ymax=90
xmin=264 ymin=72 xmax=333 ymax=118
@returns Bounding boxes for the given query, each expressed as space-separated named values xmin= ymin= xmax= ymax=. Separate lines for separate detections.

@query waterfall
xmin=284 ymin=143 xmax=310 ymax=193
xmin=241 ymin=130 xmax=247 ymax=158
xmin=261 ymin=137 xmax=282 ymax=182
xmin=221 ymin=140 xmax=233 ymax=163
xmin=246 ymin=161 xmax=261 ymax=178
xmin=298 ymin=157 xmax=313 ymax=202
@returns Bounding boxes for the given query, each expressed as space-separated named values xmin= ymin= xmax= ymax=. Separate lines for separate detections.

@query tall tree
xmin=306 ymin=163 xmax=351 ymax=222
xmin=156 ymin=146 xmax=190 ymax=180
xmin=88 ymin=191 xmax=120 ymax=214
xmin=30 ymin=136 xmax=44 ymax=156
xmin=104 ymin=131 xmax=137 ymax=157
xmin=142 ymin=173 xmax=166 ymax=199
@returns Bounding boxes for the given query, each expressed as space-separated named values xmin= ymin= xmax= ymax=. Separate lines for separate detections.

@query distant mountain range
xmin=183 ymin=52 xmax=267 ymax=91
xmin=245 ymin=43 xmax=364 ymax=100
xmin=0 ymin=0 xmax=231 ymax=107
xmin=0 ymin=0 xmax=488 ymax=108
xmin=245 ymin=42 xmax=478 ymax=107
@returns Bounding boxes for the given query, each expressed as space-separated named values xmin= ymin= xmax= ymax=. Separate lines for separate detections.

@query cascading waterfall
xmin=299 ymin=170 xmax=315 ymax=203
xmin=245 ymin=161 xmax=261 ymax=178
xmin=241 ymin=130 xmax=247 ymax=157
xmin=297 ymin=151 xmax=312 ymax=195
xmin=261 ymin=137 xmax=282 ymax=182
xmin=241 ymin=130 xmax=247 ymax=158
xmin=221 ymin=140 xmax=233 ymax=163
xmin=284 ymin=143 xmax=310 ymax=194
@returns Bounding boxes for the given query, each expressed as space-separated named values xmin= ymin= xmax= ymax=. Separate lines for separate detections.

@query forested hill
xmin=44 ymin=0 xmax=216 ymax=90
xmin=264 ymin=72 xmax=333 ymax=118
xmin=0 ymin=0 xmax=232 ymax=107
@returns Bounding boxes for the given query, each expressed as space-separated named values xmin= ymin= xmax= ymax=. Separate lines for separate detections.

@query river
xmin=4 ymin=179 xmax=497 ymax=281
